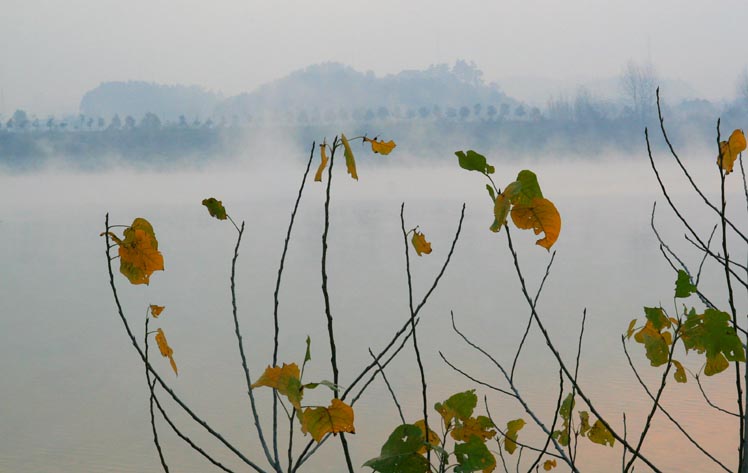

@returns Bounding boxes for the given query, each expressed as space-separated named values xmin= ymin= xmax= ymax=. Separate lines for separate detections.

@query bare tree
xmin=620 ymin=60 xmax=658 ymax=123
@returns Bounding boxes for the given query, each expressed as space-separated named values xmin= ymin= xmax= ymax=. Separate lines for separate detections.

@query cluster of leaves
xmin=251 ymin=338 xmax=355 ymax=443
xmin=315 ymin=133 xmax=397 ymax=182
xmin=551 ymin=393 xmax=614 ymax=449
xmin=626 ymin=269 xmax=745 ymax=379
xmin=365 ymin=390 xmax=532 ymax=472
xmin=455 ymin=150 xmax=561 ymax=250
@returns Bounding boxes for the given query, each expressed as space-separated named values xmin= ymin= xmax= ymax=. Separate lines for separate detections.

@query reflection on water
xmin=0 ymin=155 xmax=745 ymax=472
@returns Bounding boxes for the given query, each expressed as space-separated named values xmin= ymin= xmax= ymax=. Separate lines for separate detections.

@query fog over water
xmin=1 ymin=144 xmax=746 ymax=472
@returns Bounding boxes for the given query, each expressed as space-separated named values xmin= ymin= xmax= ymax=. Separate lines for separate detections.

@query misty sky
xmin=1 ymin=0 xmax=746 ymax=116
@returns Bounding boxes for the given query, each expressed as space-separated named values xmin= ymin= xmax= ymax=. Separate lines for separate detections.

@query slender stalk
xmin=527 ymin=370 xmax=564 ymax=472
xmin=272 ymin=141 xmax=316 ymax=468
xmin=369 ymin=348 xmax=405 ymax=424
xmin=145 ymin=317 xmax=169 ymax=473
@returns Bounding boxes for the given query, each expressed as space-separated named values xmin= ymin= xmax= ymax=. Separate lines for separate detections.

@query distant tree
xmin=417 ymin=106 xmax=430 ymax=119
xmin=452 ymin=59 xmax=483 ymax=86
xmin=620 ymin=60 xmax=657 ymax=123
xmin=32 ymin=118 xmax=40 ymax=130
xmin=459 ymin=106 xmax=470 ymax=120
xmin=124 ymin=115 xmax=136 ymax=129
xmin=376 ymin=106 xmax=390 ymax=121
xmin=46 ymin=117 xmax=55 ymax=130
xmin=499 ymin=103 xmax=510 ymax=120
xmin=432 ymin=105 xmax=442 ymax=119
xmin=405 ymin=108 xmax=417 ymax=119
xmin=109 ymin=114 xmax=122 ymax=130
xmin=12 ymin=109 xmax=29 ymax=129
xmin=486 ymin=104 xmax=497 ymax=120
xmin=573 ymin=87 xmax=604 ymax=124
xmin=514 ymin=104 xmax=526 ymax=119
xmin=529 ymin=106 xmax=541 ymax=121
xmin=547 ymin=95 xmax=573 ymax=121
xmin=473 ymin=103 xmax=482 ymax=118
xmin=97 ymin=117 xmax=105 ymax=129
xmin=446 ymin=107 xmax=457 ymax=119
xmin=178 ymin=115 xmax=188 ymax=127
xmin=140 ymin=112 xmax=161 ymax=130
xmin=87 ymin=117 xmax=94 ymax=129
xmin=192 ymin=118 xmax=202 ymax=128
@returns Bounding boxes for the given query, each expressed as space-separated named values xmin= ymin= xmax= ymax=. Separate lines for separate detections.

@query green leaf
xmin=504 ymin=418 xmax=525 ymax=454
xmin=675 ymin=270 xmax=697 ymax=298
xmin=363 ymin=424 xmax=430 ymax=473
xmin=455 ymin=435 xmax=497 ymax=472
xmin=304 ymin=336 xmax=312 ymax=363
xmin=485 ymin=184 xmax=496 ymax=202
xmin=644 ymin=307 xmax=670 ymax=331
xmin=303 ymin=380 xmax=340 ymax=391
xmin=559 ymin=393 xmax=575 ymax=421
xmin=455 ymin=150 xmax=494 ymax=174
xmin=510 ymin=170 xmax=543 ymax=206
xmin=434 ymin=390 xmax=477 ymax=427
xmin=681 ymin=308 xmax=745 ymax=375
xmin=634 ymin=322 xmax=670 ymax=367
xmin=202 ymin=197 xmax=227 ymax=220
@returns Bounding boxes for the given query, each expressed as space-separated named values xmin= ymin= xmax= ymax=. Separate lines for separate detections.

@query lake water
xmin=1 ymin=149 xmax=746 ymax=472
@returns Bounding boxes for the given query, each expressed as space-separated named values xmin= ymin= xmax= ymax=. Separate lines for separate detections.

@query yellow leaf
xmin=150 ymin=305 xmax=165 ymax=318
xmin=510 ymin=197 xmax=561 ymax=250
xmin=705 ymin=352 xmax=729 ymax=376
xmin=414 ymin=419 xmax=439 ymax=455
xmin=314 ymin=143 xmax=329 ymax=182
xmin=300 ymin=398 xmax=355 ymax=442
xmin=251 ymin=363 xmax=303 ymax=410
xmin=364 ymin=137 xmax=397 ymax=155
xmin=543 ymin=459 xmax=557 ymax=470
xmin=341 ymin=133 xmax=358 ymax=180
xmin=578 ymin=411 xmax=591 ymax=436
xmin=672 ymin=359 xmax=687 ymax=383
xmin=154 ymin=328 xmax=178 ymax=376
xmin=587 ymin=419 xmax=614 ymax=447
xmin=717 ymin=129 xmax=746 ymax=174
xmin=451 ymin=416 xmax=497 ymax=442
xmin=490 ymin=193 xmax=510 ymax=233
xmin=411 ymin=230 xmax=432 ymax=256
xmin=625 ymin=319 xmax=637 ymax=339
xmin=110 ymin=218 xmax=164 ymax=285
xmin=504 ymin=418 xmax=525 ymax=454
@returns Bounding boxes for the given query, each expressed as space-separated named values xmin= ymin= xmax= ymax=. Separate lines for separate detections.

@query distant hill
xmin=214 ymin=61 xmax=516 ymax=120
xmin=80 ymin=81 xmax=222 ymax=121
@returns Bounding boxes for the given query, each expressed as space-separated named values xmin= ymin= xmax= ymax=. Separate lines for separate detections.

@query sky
xmin=1 ymin=0 xmax=746 ymax=116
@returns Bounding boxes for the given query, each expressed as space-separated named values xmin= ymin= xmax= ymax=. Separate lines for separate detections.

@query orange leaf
xmin=451 ymin=415 xmax=497 ymax=442
xmin=543 ymin=459 xmax=557 ymax=470
xmin=110 ymin=218 xmax=164 ymax=285
xmin=341 ymin=134 xmax=358 ymax=180
xmin=414 ymin=419 xmax=439 ymax=454
xmin=154 ymin=328 xmax=178 ymax=376
xmin=510 ymin=197 xmax=561 ymax=250
xmin=314 ymin=143 xmax=329 ymax=182
xmin=364 ymin=137 xmax=396 ymax=155
xmin=717 ymin=129 xmax=746 ymax=174
xmin=300 ymin=398 xmax=355 ymax=442
xmin=251 ymin=363 xmax=303 ymax=410
xmin=411 ymin=230 xmax=432 ymax=256
xmin=150 ymin=305 xmax=165 ymax=318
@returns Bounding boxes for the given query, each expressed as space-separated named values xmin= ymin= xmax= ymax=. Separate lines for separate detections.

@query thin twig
xmin=695 ymin=374 xmax=739 ymax=417
xmin=145 ymin=317 xmax=169 ymax=473
xmin=527 ymin=370 xmax=564 ymax=472
xmin=369 ymin=348 xmax=405 ymax=424
xmin=439 ymin=352 xmax=516 ymax=398
xmin=569 ymin=309 xmax=587 ymax=469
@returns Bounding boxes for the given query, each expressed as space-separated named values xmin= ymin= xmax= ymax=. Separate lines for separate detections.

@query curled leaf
xmin=149 ymin=305 xmax=165 ymax=318
xmin=543 ymin=459 xmax=557 ymax=470
xmin=300 ymin=398 xmax=355 ymax=442
xmin=625 ymin=319 xmax=637 ymax=339
xmin=411 ymin=230 xmax=432 ymax=256
xmin=315 ymin=143 xmax=329 ymax=182
xmin=490 ymin=193 xmax=510 ymax=233
xmin=251 ymin=363 xmax=303 ymax=410
xmin=202 ymin=197 xmax=227 ymax=220
xmin=108 ymin=218 xmax=164 ymax=285
xmin=510 ymin=197 xmax=561 ymax=250
xmin=717 ymin=129 xmax=746 ymax=174
xmin=364 ymin=137 xmax=397 ymax=155
xmin=154 ymin=328 xmax=178 ymax=375
xmin=341 ymin=134 xmax=358 ymax=180
xmin=672 ymin=359 xmax=687 ymax=383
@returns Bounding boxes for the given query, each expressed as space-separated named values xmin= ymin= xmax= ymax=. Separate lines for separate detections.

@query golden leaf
xmin=717 ymin=129 xmax=746 ymax=174
xmin=490 ymin=193 xmax=510 ymax=233
xmin=154 ymin=328 xmax=178 ymax=376
xmin=251 ymin=363 xmax=303 ymax=410
xmin=451 ymin=416 xmax=497 ymax=442
xmin=625 ymin=319 xmax=637 ymax=339
xmin=411 ymin=230 xmax=432 ymax=256
xmin=108 ymin=218 xmax=164 ymax=285
xmin=510 ymin=197 xmax=561 ymax=250
xmin=300 ymin=398 xmax=355 ymax=442
xmin=672 ymin=359 xmax=687 ymax=383
xmin=504 ymin=418 xmax=525 ymax=454
xmin=315 ymin=143 xmax=329 ymax=182
xmin=543 ymin=459 xmax=557 ymax=470
xmin=341 ymin=134 xmax=358 ymax=180
xmin=587 ymin=420 xmax=615 ymax=447
xmin=414 ymin=419 xmax=439 ymax=455
xmin=149 ymin=305 xmax=165 ymax=318
xmin=364 ymin=137 xmax=397 ymax=155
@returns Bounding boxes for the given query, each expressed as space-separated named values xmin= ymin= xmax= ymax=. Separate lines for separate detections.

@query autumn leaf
xmin=543 ymin=459 xmax=557 ymax=470
xmin=587 ymin=420 xmax=615 ymax=447
xmin=451 ymin=416 xmax=497 ymax=442
xmin=454 ymin=435 xmax=496 ymax=473
xmin=435 ymin=390 xmax=477 ymax=427
xmin=154 ymin=328 xmax=178 ymax=375
xmin=149 ymin=305 xmax=165 ymax=318
xmin=680 ymin=308 xmax=745 ymax=376
xmin=504 ymin=419 xmax=525 ymax=454
xmin=411 ymin=230 xmax=432 ymax=256
xmin=301 ymin=398 xmax=355 ymax=442
xmin=251 ymin=363 xmax=303 ymax=410
xmin=455 ymin=150 xmax=495 ymax=174
xmin=644 ymin=306 xmax=671 ymax=331
xmin=315 ymin=143 xmax=329 ymax=182
xmin=365 ymin=137 xmax=397 ymax=155
xmin=508 ymin=170 xmax=543 ymax=206
xmin=510 ymin=197 xmax=561 ymax=250
xmin=107 ymin=218 xmax=164 ymax=285
xmin=675 ymin=270 xmax=697 ymax=298
xmin=672 ymin=359 xmax=687 ymax=383
xmin=363 ymin=424 xmax=430 ymax=473
xmin=489 ymin=193 xmax=510 ymax=233
xmin=717 ymin=129 xmax=746 ymax=174
xmin=578 ymin=411 xmax=591 ymax=437
xmin=414 ymin=419 xmax=439 ymax=454
xmin=625 ymin=319 xmax=637 ymax=339
xmin=304 ymin=335 xmax=312 ymax=363
xmin=341 ymin=134 xmax=358 ymax=180
xmin=202 ymin=197 xmax=227 ymax=220
xmin=634 ymin=321 xmax=670 ymax=367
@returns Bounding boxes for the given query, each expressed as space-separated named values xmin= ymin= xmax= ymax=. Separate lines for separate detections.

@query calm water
xmin=1 ymin=152 xmax=746 ymax=472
